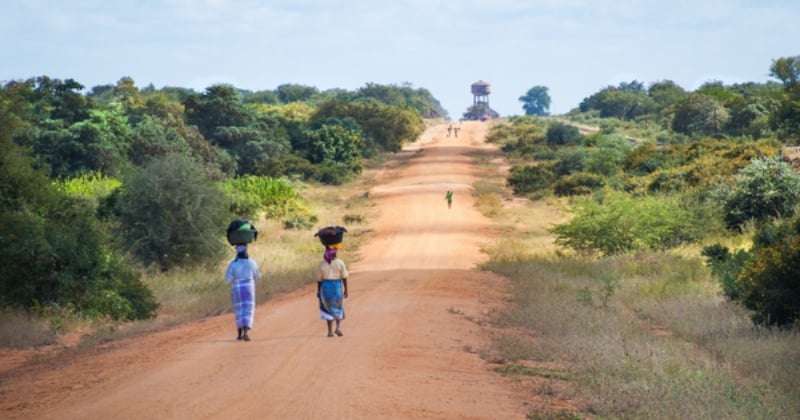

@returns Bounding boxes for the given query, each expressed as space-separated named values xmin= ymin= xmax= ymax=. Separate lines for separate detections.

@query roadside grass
xmin=483 ymin=250 xmax=800 ymax=418
xmin=0 ymin=310 xmax=58 ymax=348
xmin=472 ymin=132 xmax=800 ymax=418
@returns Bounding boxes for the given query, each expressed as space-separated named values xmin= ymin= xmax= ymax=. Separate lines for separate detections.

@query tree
xmin=118 ymin=154 xmax=228 ymax=271
xmin=769 ymin=56 xmax=800 ymax=142
xmin=519 ymin=86 xmax=551 ymax=116
xmin=311 ymin=100 xmax=423 ymax=154
xmin=0 ymin=96 xmax=156 ymax=320
xmin=306 ymin=122 xmax=363 ymax=184
xmin=715 ymin=156 xmax=800 ymax=230
xmin=276 ymin=84 xmax=319 ymax=103
xmin=770 ymin=56 xmax=800 ymax=90
xmin=183 ymin=84 xmax=290 ymax=176
xmin=546 ymin=122 xmax=582 ymax=146
xmin=672 ymin=94 xmax=729 ymax=136
xmin=704 ymin=217 xmax=800 ymax=327
xmin=648 ymin=80 xmax=688 ymax=113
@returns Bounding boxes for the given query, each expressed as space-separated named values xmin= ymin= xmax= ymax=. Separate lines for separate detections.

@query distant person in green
xmin=445 ymin=190 xmax=453 ymax=209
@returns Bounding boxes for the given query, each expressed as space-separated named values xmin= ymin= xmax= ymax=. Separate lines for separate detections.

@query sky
xmin=2 ymin=0 xmax=799 ymax=118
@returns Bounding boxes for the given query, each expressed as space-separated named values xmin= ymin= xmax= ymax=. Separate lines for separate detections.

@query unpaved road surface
xmin=1 ymin=122 xmax=529 ymax=419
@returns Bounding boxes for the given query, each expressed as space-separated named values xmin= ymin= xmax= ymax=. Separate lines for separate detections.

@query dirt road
xmin=1 ymin=121 xmax=528 ymax=419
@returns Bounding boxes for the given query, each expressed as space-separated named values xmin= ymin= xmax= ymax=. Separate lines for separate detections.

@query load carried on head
xmin=227 ymin=219 xmax=258 ymax=245
xmin=315 ymin=226 xmax=347 ymax=249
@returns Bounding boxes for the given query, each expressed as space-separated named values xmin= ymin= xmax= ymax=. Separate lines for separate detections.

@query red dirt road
xmin=1 ymin=122 xmax=529 ymax=419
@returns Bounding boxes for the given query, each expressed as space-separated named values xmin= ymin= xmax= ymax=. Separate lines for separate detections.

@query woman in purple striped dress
xmin=225 ymin=244 xmax=260 ymax=341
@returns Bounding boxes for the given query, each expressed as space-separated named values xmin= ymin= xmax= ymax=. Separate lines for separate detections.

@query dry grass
xmin=480 ymin=207 xmax=800 ymax=417
xmin=471 ymin=133 xmax=800 ymax=418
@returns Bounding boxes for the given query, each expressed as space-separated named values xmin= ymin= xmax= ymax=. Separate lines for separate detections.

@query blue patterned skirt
xmin=319 ymin=279 xmax=345 ymax=321
xmin=231 ymin=280 xmax=255 ymax=328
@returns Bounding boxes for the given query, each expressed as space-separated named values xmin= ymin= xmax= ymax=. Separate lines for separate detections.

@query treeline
xmin=493 ymin=56 xmax=800 ymax=327
xmin=0 ymin=77 xmax=446 ymax=320
xmin=573 ymin=56 xmax=800 ymax=143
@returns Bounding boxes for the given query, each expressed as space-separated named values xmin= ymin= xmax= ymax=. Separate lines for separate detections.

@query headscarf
xmin=235 ymin=244 xmax=249 ymax=259
xmin=324 ymin=247 xmax=337 ymax=264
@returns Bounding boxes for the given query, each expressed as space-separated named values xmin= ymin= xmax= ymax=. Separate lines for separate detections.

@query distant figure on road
xmin=453 ymin=127 xmax=460 ymax=138
xmin=445 ymin=190 xmax=453 ymax=209
xmin=447 ymin=124 xmax=453 ymax=137
xmin=225 ymin=244 xmax=261 ymax=342
xmin=316 ymin=246 xmax=349 ymax=337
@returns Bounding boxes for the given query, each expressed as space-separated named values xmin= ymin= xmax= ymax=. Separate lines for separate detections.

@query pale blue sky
xmin=3 ymin=0 xmax=798 ymax=117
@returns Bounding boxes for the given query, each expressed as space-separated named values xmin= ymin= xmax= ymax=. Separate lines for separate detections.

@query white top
xmin=225 ymin=258 xmax=261 ymax=283
xmin=316 ymin=258 xmax=348 ymax=281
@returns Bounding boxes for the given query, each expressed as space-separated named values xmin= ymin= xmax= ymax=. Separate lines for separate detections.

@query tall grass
xmin=473 ymin=134 xmax=799 ymax=418
xmin=482 ymin=240 xmax=800 ymax=418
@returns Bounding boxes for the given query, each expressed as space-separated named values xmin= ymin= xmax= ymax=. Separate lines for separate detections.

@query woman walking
xmin=225 ymin=244 xmax=260 ymax=341
xmin=316 ymin=246 xmax=349 ymax=337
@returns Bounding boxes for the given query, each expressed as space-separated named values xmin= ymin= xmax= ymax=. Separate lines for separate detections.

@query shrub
xmin=117 ymin=154 xmax=228 ymax=271
xmin=546 ymin=122 xmax=582 ymax=145
xmin=1 ymin=123 xmax=155 ymax=320
xmin=507 ymin=164 xmax=555 ymax=195
xmin=553 ymin=172 xmax=606 ymax=196
xmin=551 ymin=147 xmax=587 ymax=176
xmin=704 ymin=216 xmax=800 ymax=327
xmin=551 ymin=190 xmax=716 ymax=255
xmin=715 ymin=156 xmax=800 ymax=230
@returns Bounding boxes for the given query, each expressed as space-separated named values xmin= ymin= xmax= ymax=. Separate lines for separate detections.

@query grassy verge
xmin=472 ymin=136 xmax=800 ymax=418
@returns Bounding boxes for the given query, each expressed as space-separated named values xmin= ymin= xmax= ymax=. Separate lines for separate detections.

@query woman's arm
xmin=343 ymin=278 xmax=348 ymax=298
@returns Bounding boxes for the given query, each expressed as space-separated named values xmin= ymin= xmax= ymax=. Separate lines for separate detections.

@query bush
xmin=546 ymin=122 xmax=582 ymax=145
xmin=118 ymin=154 xmax=228 ymax=271
xmin=704 ymin=216 xmax=800 ymax=327
xmin=1 ymin=122 xmax=155 ymax=320
xmin=507 ymin=164 xmax=554 ymax=195
xmin=715 ymin=156 xmax=800 ymax=230
xmin=553 ymin=172 xmax=605 ymax=196
xmin=551 ymin=190 xmax=717 ymax=255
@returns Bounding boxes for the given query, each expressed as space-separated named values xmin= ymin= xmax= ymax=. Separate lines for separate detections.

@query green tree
xmin=306 ymin=122 xmax=363 ymax=184
xmin=551 ymin=191 xmax=714 ymax=255
xmin=579 ymin=81 xmax=655 ymax=120
xmin=714 ymin=156 xmax=800 ymax=230
xmin=276 ymin=83 xmax=320 ymax=103
xmin=118 ymin=154 xmax=228 ymax=271
xmin=546 ymin=122 xmax=582 ymax=145
xmin=672 ymin=94 xmax=729 ymax=136
xmin=183 ymin=84 xmax=290 ymax=175
xmin=0 ymin=97 xmax=156 ymax=319
xmin=704 ymin=217 xmax=800 ymax=327
xmin=312 ymin=100 xmax=423 ymax=154
xmin=519 ymin=86 xmax=551 ymax=116
xmin=769 ymin=56 xmax=800 ymax=142
xmin=356 ymin=83 xmax=448 ymax=119
xmin=769 ymin=56 xmax=800 ymax=90
xmin=647 ymin=80 xmax=688 ymax=113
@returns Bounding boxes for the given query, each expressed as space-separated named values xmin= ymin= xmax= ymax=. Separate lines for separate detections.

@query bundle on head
xmin=315 ymin=226 xmax=347 ymax=248
xmin=227 ymin=219 xmax=258 ymax=245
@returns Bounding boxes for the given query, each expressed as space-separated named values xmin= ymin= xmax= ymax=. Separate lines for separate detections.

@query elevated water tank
xmin=471 ymin=80 xmax=491 ymax=96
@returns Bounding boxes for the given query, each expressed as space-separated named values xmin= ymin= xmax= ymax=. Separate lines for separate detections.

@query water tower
xmin=471 ymin=80 xmax=491 ymax=108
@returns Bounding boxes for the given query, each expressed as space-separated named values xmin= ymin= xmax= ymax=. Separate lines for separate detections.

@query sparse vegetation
xmin=475 ymin=97 xmax=800 ymax=417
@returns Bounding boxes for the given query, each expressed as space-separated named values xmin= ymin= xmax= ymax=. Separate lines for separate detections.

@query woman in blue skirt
xmin=316 ymin=247 xmax=349 ymax=337
xmin=225 ymin=244 xmax=260 ymax=341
